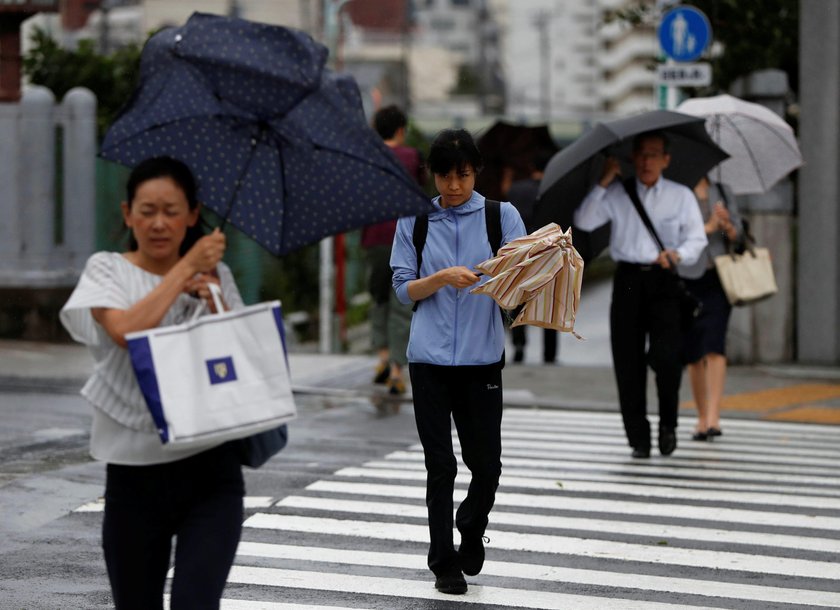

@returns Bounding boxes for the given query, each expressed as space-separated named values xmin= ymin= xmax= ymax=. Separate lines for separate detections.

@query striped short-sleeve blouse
xmin=60 ymin=251 xmax=245 ymax=465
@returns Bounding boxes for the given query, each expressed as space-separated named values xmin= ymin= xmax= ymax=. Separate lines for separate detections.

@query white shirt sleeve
xmin=674 ymin=188 xmax=709 ymax=266
xmin=573 ymin=184 xmax=614 ymax=231
xmin=60 ymin=252 xmax=131 ymax=345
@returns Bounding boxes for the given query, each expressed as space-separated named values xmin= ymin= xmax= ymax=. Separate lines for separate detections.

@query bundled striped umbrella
xmin=471 ymin=224 xmax=584 ymax=336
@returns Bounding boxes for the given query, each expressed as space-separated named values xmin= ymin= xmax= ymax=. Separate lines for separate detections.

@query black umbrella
xmin=534 ymin=110 xmax=729 ymax=262
xmin=476 ymin=120 xmax=558 ymax=201
xmin=100 ymin=12 xmax=433 ymax=256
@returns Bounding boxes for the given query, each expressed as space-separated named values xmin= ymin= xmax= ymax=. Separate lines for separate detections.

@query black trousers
xmin=102 ymin=443 xmax=244 ymax=610
xmin=408 ymin=362 xmax=503 ymax=576
xmin=511 ymin=324 xmax=558 ymax=362
xmin=610 ymin=263 xmax=683 ymax=451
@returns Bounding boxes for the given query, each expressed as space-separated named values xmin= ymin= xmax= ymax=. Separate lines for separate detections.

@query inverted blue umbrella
xmin=101 ymin=12 xmax=433 ymax=255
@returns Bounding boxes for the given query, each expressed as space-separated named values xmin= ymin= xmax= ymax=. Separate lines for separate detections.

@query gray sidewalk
xmin=1 ymin=335 xmax=839 ymax=426
xmin=1 ymin=280 xmax=839 ymax=425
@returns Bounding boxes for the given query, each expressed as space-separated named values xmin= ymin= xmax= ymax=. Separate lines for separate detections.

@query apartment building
xmin=505 ymin=0 xmax=657 ymax=121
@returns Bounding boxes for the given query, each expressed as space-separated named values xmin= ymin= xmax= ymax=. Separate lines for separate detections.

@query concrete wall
xmin=0 ymin=85 xmax=96 ymax=339
xmin=725 ymin=70 xmax=795 ymax=364
xmin=797 ymin=0 xmax=840 ymax=364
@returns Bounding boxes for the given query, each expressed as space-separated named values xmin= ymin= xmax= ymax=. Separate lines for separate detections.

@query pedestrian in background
xmin=60 ymin=156 xmax=245 ymax=610
xmin=573 ymin=131 xmax=707 ymax=459
xmin=361 ymin=104 xmax=425 ymax=395
xmin=680 ymin=176 xmax=744 ymax=441
xmin=505 ymin=148 xmax=558 ymax=364
xmin=391 ymin=129 xmax=526 ymax=594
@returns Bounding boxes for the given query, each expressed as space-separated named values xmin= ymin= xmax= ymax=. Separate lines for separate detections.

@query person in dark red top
xmin=362 ymin=105 xmax=426 ymax=394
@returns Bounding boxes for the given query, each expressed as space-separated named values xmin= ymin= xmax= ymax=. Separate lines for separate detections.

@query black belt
xmin=617 ymin=261 xmax=657 ymax=272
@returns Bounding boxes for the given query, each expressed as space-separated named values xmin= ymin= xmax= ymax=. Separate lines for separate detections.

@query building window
xmin=431 ymin=18 xmax=456 ymax=31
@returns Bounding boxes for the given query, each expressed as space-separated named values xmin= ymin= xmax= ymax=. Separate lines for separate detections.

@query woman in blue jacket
xmin=391 ymin=129 xmax=525 ymax=595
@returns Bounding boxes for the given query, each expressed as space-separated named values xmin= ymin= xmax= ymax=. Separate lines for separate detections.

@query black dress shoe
xmin=631 ymin=447 xmax=650 ymax=458
xmin=434 ymin=570 xmax=467 ymax=595
xmin=659 ymin=427 xmax=677 ymax=456
xmin=707 ymin=427 xmax=722 ymax=438
xmin=458 ymin=535 xmax=488 ymax=576
xmin=691 ymin=430 xmax=708 ymax=441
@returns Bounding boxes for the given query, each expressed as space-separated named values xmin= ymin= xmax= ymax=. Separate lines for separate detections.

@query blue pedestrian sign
xmin=658 ymin=6 xmax=712 ymax=62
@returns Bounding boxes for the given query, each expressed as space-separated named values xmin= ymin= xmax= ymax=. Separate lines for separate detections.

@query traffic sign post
xmin=656 ymin=5 xmax=713 ymax=109
xmin=657 ymin=6 xmax=711 ymax=62
xmin=657 ymin=63 xmax=712 ymax=87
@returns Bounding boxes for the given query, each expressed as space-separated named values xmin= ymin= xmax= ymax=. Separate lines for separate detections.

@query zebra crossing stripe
xmin=496 ymin=430 xmax=840 ymax=461
xmin=427 ymin=439 xmax=840 ymax=471
xmin=333 ymin=466 xmax=840 ymax=511
xmin=306 ymin=480 xmax=840 ymax=531
xmin=383 ymin=450 xmax=840 ymax=488
xmin=365 ymin=457 xmax=840 ymax=498
xmin=242 ymin=513 xmax=839 ymax=580
xmin=501 ymin=420 xmax=840 ymax=449
xmin=275 ymin=495 xmax=840 ymax=554
xmin=502 ymin=408 xmax=840 ymax=435
xmin=235 ymin=541 xmax=840 ymax=608
xmin=224 ymin=565 xmax=722 ymax=610
xmin=170 ymin=597 xmax=374 ymax=610
xmin=483 ymin=437 xmax=840 ymax=466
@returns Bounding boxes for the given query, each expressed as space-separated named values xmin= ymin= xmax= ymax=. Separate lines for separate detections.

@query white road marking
xmin=365 ymin=457 xmax=840 ymax=498
xmin=243 ymin=514 xmax=839 ymax=580
xmin=225 ymin=565 xmax=723 ymax=610
xmin=383 ymin=449 xmax=840 ymax=488
xmin=334 ymin=466 xmax=840 ymax=510
xmin=275 ymin=495 xmax=840 ymax=554
xmin=306 ymin=480 xmax=840 ymax=531
xmin=235 ymin=541 xmax=840 ymax=608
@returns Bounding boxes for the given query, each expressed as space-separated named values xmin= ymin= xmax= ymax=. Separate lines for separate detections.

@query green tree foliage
xmin=606 ymin=0 xmax=799 ymax=95
xmin=689 ymin=0 xmax=798 ymax=94
xmin=449 ymin=63 xmax=481 ymax=95
xmin=22 ymin=27 xmax=141 ymax=137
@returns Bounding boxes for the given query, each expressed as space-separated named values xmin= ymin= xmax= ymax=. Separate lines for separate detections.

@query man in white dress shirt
xmin=574 ymin=131 xmax=707 ymax=458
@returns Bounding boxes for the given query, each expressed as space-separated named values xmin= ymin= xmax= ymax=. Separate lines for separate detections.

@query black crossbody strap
xmin=622 ymin=177 xmax=665 ymax=252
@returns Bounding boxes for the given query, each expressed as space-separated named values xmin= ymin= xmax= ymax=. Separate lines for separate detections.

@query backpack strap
xmin=411 ymin=214 xmax=429 ymax=312
xmin=484 ymin=199 xmax=502 ymax=257
xmin=411 ymin=199 xmax=503 ymax=312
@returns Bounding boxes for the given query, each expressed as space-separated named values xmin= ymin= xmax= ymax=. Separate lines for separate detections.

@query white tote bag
xmin=714 ymin=246 xmax=778 ymax=306
xmin=126 ymin=284 xmax=296 ymax=448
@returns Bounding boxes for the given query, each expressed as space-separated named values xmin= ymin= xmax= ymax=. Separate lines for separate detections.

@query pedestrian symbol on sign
xmin=658 ymin=6 xmax=711 ymax=62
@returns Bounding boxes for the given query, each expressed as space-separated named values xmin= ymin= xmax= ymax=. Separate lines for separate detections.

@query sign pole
xmin=656 ymin=5 xmax=712 ymax=107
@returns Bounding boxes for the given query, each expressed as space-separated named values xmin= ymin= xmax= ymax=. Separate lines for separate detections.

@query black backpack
xmin=411 ymin=199 xmax=502 ymax=312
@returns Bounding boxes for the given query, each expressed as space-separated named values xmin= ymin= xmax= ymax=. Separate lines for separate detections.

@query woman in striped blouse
xmin=61 ymin=156 xmax=245 ymax=610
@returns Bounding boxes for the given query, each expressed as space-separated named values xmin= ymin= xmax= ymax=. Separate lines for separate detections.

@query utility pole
xmin=532 ymin=9 xmax=551 ymax=120
xmin=401 ymin=0 xmax=411 ymax=111
xmin=319 ymin=0 xmax=351 ymax=354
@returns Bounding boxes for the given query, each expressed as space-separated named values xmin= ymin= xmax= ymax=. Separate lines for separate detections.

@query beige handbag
xmin=714 ymin=243 xmax=778 ymax=306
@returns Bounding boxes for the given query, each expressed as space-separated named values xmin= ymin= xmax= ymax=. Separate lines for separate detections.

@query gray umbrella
xmin=534 ymin=110 xmax=729 ymax=261
xmin=677 ymin=94 xmax=803 ymax=194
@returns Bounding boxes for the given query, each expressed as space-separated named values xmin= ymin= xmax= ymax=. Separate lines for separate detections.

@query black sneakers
xmin=434 ymin=570 xmax=467 ymax=595
xmin=458 ymin=535 xmax=489 ymax=576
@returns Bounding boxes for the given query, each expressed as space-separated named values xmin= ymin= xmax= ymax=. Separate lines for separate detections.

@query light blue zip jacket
xmin=391 ymin=192 xmax=526 ymax=366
